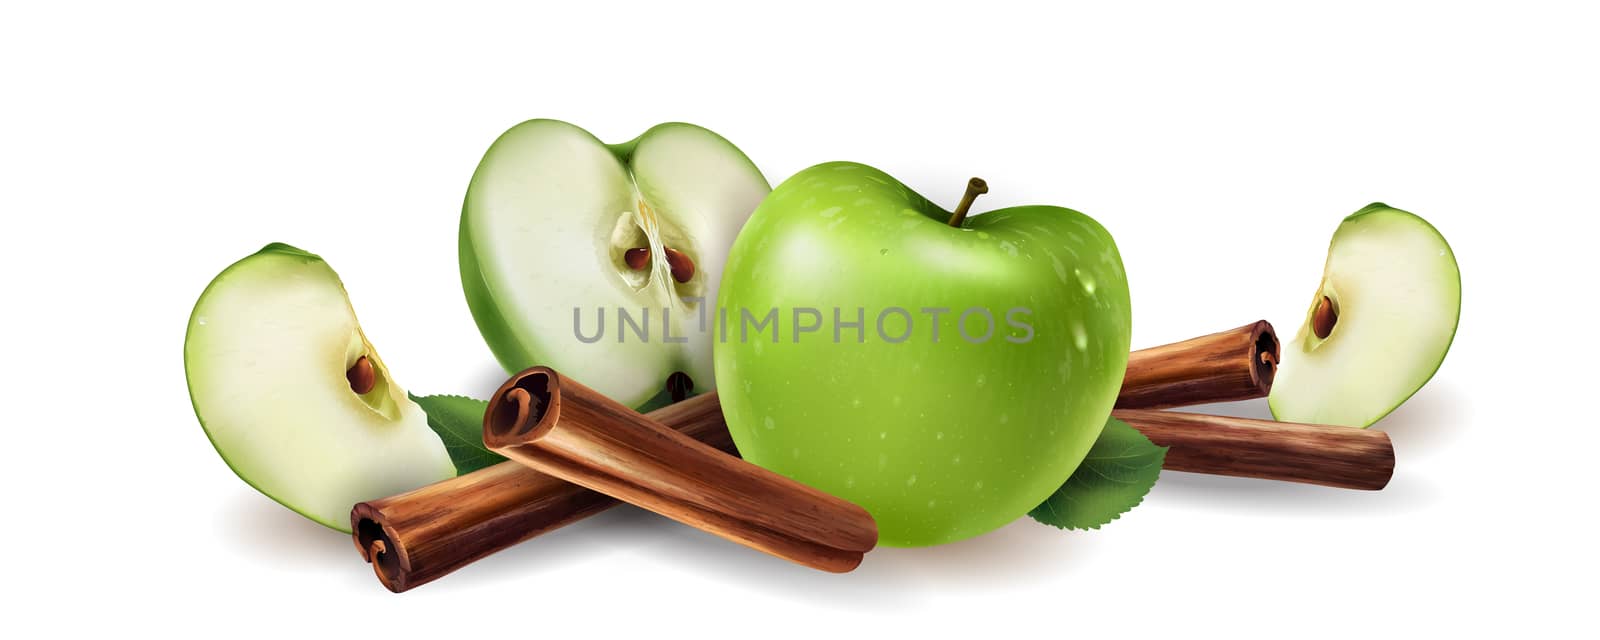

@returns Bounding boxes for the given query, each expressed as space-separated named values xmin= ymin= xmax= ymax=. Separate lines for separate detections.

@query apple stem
xmin=946 ymin=177 xmax=989 ymax=228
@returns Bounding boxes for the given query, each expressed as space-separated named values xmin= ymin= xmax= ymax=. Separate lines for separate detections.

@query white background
xmin=3 ymin=1 xmax=1596 ymax=637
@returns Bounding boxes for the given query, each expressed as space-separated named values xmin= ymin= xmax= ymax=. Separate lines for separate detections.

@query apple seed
xmin=666 ymin=371 xmax=693 ymax=403
xmin=663 ymin=247 xmax=695 ymax=283
xmin=623 ymin=247 xmax=651 ymax=270
xmin=1312 ymin=295 xmax=1338 ymax=339
xmin=347 ymin=355 xmax=376 ymax=395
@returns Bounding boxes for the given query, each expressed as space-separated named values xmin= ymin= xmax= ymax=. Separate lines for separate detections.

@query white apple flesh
xmin=1270 ymin=204 xmax=1461 ymax=428
xmin=461 ymin=120 xmax=769 ymax=408
xmin=185 ymin=244 xmax=455 ymax=531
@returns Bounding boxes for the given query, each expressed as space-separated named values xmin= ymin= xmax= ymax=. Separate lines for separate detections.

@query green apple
xmin=185 ymin=244 xmax=455 ymax=532
xmin=461 ymin=119 xmax=769 ymax=409
xmin=714 ymin=162 xmax=1132 ymax=547
xmin=1270 ymin=203 xmax=1460 ymax=427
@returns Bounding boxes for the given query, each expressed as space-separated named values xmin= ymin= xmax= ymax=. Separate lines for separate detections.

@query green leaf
xmin=409 ymin=393 xmax=505 ymax=475
xmin=1029 ymin=416 xmax=1167 ymax=531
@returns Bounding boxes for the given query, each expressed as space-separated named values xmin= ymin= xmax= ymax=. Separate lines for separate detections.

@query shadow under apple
xmin=618 ymin=506 xmax=1095 ymax=610
xmin=216 ymin=489 xmax=354 ymax=570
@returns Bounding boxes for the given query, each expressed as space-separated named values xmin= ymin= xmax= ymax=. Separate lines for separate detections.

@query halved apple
xmin=185 ymin=244 xmax=455 ymax=531
xmin=460 ymin=120 xmax=769 ymax=409
xmin=1269 ymin=204 xmax=1461 ymax=427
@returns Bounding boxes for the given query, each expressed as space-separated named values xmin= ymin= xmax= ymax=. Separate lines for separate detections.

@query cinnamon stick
xmin=482 ymin=367 xmax=877 ymax=573
xmin=1118 ymin=320 xmax=1280 ymax=409
xmin=350 ymin=321 xmax=1297 ymax=592
xmin=1114 ymin=410 xmax=1394 ymax=490
xmin=351 ymin=392 xmax=733 ymax=593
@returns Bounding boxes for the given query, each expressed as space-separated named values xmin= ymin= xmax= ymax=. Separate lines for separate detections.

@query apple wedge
xmin=1269 ymin=204 xmax=1461 ymax=427
xmin=185 ymin=244 xmax=455 ymax=531
xmin=460 ymin=120 xmax=769 ymax=409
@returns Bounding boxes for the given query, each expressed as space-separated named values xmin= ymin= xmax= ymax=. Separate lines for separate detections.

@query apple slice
xmin=460 ymin=120 xmax=769 ymax=409
xmin=185 ymin=244 xmax=455 ymax=531
xmin=1269 ymin=204 xmax=1461 ymax=427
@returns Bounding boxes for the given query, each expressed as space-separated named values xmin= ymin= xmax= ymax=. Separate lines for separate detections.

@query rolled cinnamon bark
xmin=351 ymin=392 xmax=733 ymax=593
xmin=1117 ymin=320 xmax=1280 ymax=409
xmin=351 ymin=320 xmax=1293 ymax=592
xmin=1114 ymin=410 xmax=1395 ymax=490
xmin=482 ymin=367 xmax=877 ymax=573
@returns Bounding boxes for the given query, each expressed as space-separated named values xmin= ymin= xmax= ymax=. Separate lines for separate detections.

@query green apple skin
xmin=185 ymin=244 xmax=455 ymax=532
xmin=460 ymin=120 xmax=769 ymax=410
xmin=1270 ymin=203 xmax=1461 ymax=427
xmin=714 ymin=162 xmax=1132 ymax=547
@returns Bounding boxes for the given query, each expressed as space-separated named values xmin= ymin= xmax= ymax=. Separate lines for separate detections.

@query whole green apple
xmin=714 ymin=162 xmax=1131 ymax=546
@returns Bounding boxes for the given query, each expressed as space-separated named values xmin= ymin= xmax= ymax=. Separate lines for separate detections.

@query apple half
xmin=1269 ymin=204 xmax=1461 ymax=427
xmin=460 ymin=120 xmax=769 ymax=409
xmin=185 ymin=244 xmax=455 ymax=531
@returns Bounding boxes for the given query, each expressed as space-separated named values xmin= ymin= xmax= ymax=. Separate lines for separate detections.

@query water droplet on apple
xmin=936 ymin=431 xmax=945 ymax=440
xmin=879 ymin=432 xmax=888 ymax=440
xmin=196 ymin=316 xmax=208 ymax=325
xmin=1075 ymin=268 xmax=1097 ymax=295
xmin=907 ymin=474 xmax=918 ymax=486
xmin=1074 ymin=323 xmax=1089 ymax=351
xmin=763 ymin=416 xmax=775 ymax=430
